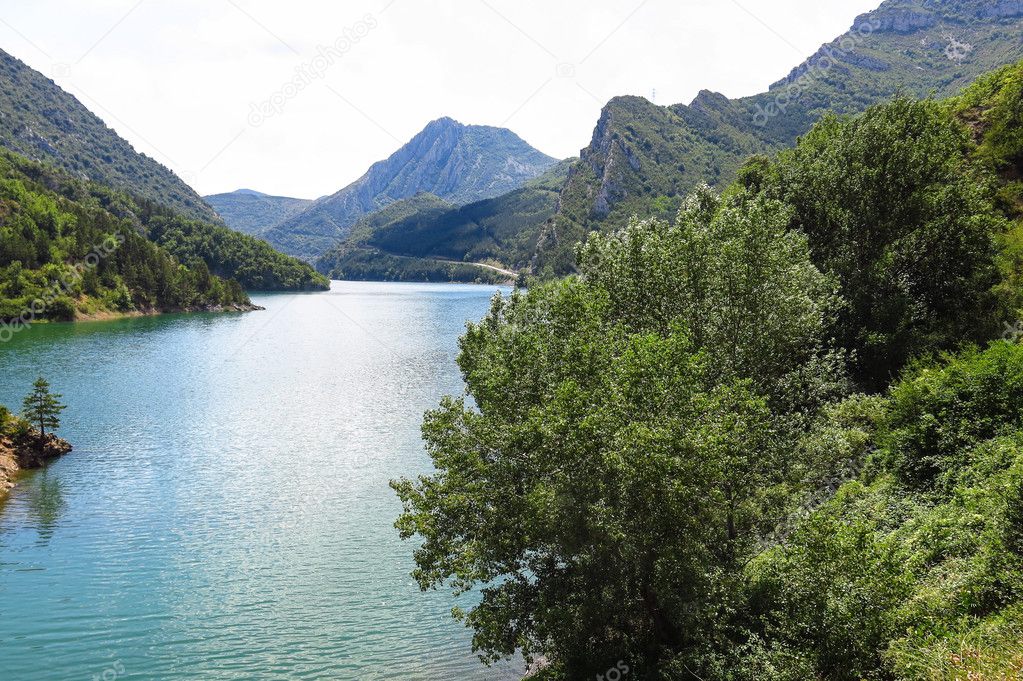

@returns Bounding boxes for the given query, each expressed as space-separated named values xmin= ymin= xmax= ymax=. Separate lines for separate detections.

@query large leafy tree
xmin=392 ymin=189 xmax=846 ymax=678
xmin=748 ymin=98 xmax=1006 ymax=388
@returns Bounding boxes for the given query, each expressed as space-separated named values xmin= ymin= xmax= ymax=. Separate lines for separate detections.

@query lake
xmin=0 ymin=281 xmax=520 ymax=680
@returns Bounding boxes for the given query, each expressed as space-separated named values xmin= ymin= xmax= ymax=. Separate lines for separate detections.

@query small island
xmin=0 ymin=378 xmax=71 ymax=498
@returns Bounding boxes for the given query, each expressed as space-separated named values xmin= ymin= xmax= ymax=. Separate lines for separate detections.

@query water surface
xmin=0 ymin=281 xmax=517 ymax=681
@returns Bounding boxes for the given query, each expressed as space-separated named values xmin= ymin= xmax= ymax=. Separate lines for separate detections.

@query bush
xmin=46 ymin=296 xmax=76 ymax=321
xmin=880 ymin=342 xmax=1023 ymax=492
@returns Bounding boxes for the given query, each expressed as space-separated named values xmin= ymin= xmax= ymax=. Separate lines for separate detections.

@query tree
xmin=749 ymin=98 xmax=1006 ymax=388
xmin=391 ymin=186 xmax=848 ymax=678
xmin=22 ymin=377 xmax=65 ymax=445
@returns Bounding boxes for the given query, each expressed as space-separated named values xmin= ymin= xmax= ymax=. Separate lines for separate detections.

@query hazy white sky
xmin=0 ymin=0 xmax=880 ymax=198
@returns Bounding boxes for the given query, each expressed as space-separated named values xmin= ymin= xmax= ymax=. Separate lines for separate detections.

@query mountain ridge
xmin=258 ymin=117 xmax=559 ymax=259
xmin=205 ymin=190 xmax=313 ymax=238
xmin=0 ymin=48 xmax=220 ymax=224
xmin=537 ymin=0 xmax=1023 ymax=275
xmin=317 ymin=160 xmax=573 ymax=283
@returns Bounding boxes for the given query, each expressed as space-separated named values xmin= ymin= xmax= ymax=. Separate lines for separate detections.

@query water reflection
xmin=23 ymin=470 xmax=65 ymax=543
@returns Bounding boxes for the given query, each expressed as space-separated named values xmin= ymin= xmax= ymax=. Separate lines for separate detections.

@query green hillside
xmin=318 ymin=161 xmax=572 ymax=283
xmin=0 ymin=49 xmax=219 ymax=224
xmin=5 ymin=151 xmax=328 ymax=293
xmin=393 ymin=62 xmax=1023 ymax=681
xmin=0 ymin=149 xmax=251 ymax=324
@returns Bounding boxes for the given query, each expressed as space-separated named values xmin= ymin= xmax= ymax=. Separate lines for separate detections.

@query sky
xmin=0 ymin=0 xmax=880 ymax=199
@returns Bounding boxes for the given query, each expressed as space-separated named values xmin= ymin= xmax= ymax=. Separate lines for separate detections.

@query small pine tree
xmin=22 ymin=377 xmax=66 ymax=446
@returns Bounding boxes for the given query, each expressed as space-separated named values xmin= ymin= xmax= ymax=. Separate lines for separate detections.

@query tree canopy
xmin=393 ymin=71 xmax=1023 ymax=680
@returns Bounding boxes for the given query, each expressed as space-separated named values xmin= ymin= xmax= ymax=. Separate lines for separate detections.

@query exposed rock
xmin=0 ymin=430 xmax=72 ymax=498
xmin=862 ymin=7 xmax=937 ymax=33
xmin=976 ymin=0 xmax=1023 ymax=19
xmin=522 ymin=655 xmax=550 ymax=679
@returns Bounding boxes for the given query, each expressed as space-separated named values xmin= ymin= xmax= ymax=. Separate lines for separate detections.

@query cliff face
xmin=858 ymin=0 xmax=1023 ymax=31
xmin=0 ymin=432 xmax=72 ymax=498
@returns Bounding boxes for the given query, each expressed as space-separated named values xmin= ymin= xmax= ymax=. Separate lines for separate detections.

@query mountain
xmin=0 ymin=49 xmax=328 ymax=292
xmin=262 ymin=117 xmax=559 ymax=259
xmin=0 ymin=48 xmax=219 ymax=224
xmin=205 ymin=189 xmax=313 ymax=237
xmin=537 ymin=0 xmax=1023 ymax=276
xmin=317 ymin=160 xmax=572 ymax=283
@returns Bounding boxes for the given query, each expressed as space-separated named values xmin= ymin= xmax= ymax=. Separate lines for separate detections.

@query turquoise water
xmin=0 ymin=281 xmax=519 ymax=680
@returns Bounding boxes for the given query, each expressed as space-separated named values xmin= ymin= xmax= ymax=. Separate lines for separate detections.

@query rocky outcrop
xmin=587 ymin=105 xmax=628 ymax=217
xmin=859 ymin=6 xmax=937 ymax=33
xmin=976 ymin=0 xmax=1023 ymax=19
xmin=0 ymin=431 xmax=72 ymax=497
xmin=853 ymin=0 xmax=1023 ymax=34
xmin=541 ymin=0 xmax=1023 ymax=277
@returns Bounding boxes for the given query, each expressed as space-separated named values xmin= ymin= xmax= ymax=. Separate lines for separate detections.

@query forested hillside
xmin=393 ymin=61 xmax=1023 ymax=680
xmin=4 ymin=151 xmax=328 ymax=292
xmin=0 ymin=49 xmax=219 ymax=224
xmin=317 ymin=161 xmax=571 ymax=282
xmin=0 ymin=150 xmax=251 ymax=323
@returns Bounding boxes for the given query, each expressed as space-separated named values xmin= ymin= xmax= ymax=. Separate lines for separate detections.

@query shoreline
xmin=74 ymin=301 xmax=265 ymax=323
xmin=0 ymin=432 xmax=73 ymax=500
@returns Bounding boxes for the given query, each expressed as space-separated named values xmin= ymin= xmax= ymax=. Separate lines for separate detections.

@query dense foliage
xmin=137 ymin=201 xmax=329 ymax=291
xmin=747 ymin=97 xmax=1007 ymax=388
xmin=393 ymin=68 xmax=1023 ymax=680
xmin=3 ymin=150 xmax=328 ymax=296
xmin=0 ymin=150 xmax=250 ymax=322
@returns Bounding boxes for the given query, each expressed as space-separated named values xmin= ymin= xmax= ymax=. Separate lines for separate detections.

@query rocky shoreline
xmin=75 ymin=301 xmax=264 ymax=322
xmin=0 ymin=431 xmax=73 ymax=498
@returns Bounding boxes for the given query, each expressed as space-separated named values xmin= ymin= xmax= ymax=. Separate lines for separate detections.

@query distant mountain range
xmin=209 ymin=117 xmax=560 ymax=259
xmin=8 ymin=0 xmax=1020 ymax=289
xmin=300 ymin=0 xmax=1023 ymax=283
xmin=205 ymin=190 xmax=313 ymax=238
xmin=316 ymin=159 xmax=573 ymax=283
